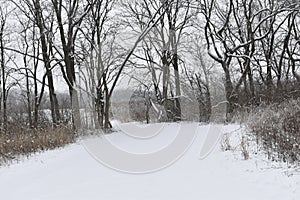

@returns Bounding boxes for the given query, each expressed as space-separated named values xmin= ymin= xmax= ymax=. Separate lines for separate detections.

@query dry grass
xmin=0 ymin=125 xmax=76 ymax=165
xmin=247 ymin=98 xmax=300 ymax=164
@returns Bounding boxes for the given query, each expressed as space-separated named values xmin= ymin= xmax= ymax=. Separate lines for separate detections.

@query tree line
xmin=0 ymin=0 xmax=299 ymax=132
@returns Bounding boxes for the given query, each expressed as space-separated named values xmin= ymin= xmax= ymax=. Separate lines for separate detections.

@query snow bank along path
xmin=0 ymin=124 xmax=299 ymax=200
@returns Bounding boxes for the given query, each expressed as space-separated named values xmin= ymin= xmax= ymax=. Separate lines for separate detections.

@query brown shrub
xmin=0 ymin=125 xmax=75 ymax=165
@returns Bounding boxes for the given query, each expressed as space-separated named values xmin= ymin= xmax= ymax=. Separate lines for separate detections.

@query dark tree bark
xmin=0 ymin=13 xmax=7 ymax=131
xmin=51 ymin=0 xmax=92 ymax=129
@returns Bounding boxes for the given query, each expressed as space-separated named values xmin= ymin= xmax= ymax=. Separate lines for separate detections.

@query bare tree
xmin=200 ymin=0 xmax=292 ymax=119
xmin=79 ymin=0 xmax=172 ymax=129
xmin=17 ymin=16 xmax=47 ymax=128
xmin=32 ymin=0 xmax=60 ymax=125
xmin=79 ymin=0 xmax=119 ymax=129
xmin=10 ymin=0 xmax=61 ymax=125
xmin=184 ymin=36 xmax=213 ymax=122
xmin=121 ymin=0 xmax=194 ymax=121
xmin=50 ymin=0 xmax=95 ymax=130
xmin=0 ymin=7 xmax=8 ymax=131
xmin=0 ymin=4 xmax=20 ymax=131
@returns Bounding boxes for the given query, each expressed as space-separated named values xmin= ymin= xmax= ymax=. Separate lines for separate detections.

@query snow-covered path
xmin=0 ymin=124 xmax=299 ymax=200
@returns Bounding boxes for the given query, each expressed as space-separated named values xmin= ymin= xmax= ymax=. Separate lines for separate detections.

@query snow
xmin=0 ymin=123 xmax=299 ymax=200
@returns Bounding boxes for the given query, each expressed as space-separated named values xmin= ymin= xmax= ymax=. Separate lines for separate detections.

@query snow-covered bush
xmin=220 ymin=133 xmax=232 ymax=152
xmin=248 ymin=99 xmax=300 ymax=164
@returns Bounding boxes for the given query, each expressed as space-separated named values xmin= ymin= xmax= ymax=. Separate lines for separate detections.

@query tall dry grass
xmin=0 ymin=125 xmax=75 ymax=165
xmin=247 ymin=99 xmax=300 ymax=164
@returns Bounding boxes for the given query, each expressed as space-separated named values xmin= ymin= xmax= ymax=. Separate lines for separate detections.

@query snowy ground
xmin=0 ymin=123 xmax=299 ymax=200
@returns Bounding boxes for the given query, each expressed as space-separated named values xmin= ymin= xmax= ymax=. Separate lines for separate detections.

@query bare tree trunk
xmin=0 ymin=16 xmax=7 ymax=131
xmin=162 ymin=49 xmax=170 ymax=121
xmin=103 ymin=84 xmax=111 ymax=130
xmin=51 ymin=0 xmax=86 ymax=130
xmin=25 ymin=66 xmax=32 ymax=128
xmin=96 ymin=88 xmax=104 ymax=128
xmin=33 ymin=0 xmax=60 ymax=125
xmin=173 ymin=52 xmax=181 ymax=121
xmin=223 ymin=62 xmax=237 ymax=121
xmin=69 ymin=86 xmax=81 ymax=129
